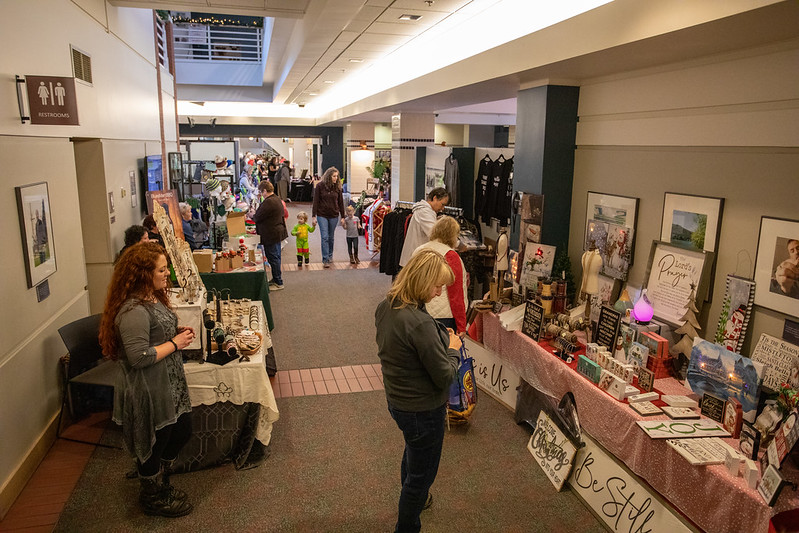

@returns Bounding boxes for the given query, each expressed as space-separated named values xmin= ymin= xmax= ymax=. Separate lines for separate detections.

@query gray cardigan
xmin=112 ymin=300 xmax=191 ymax=463
xmin=375 ymin=299 xmax=460 ymax=412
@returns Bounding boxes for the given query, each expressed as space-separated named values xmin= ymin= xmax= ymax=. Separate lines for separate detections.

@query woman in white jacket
xmin=398 ymin=187 xmax=449 ymax=268
xmin=413 ymin=216 xmax=468 ymax=334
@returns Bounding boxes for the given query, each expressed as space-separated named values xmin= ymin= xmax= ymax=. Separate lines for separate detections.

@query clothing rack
xmin=394 ymin=201 xmax=415 ymax=210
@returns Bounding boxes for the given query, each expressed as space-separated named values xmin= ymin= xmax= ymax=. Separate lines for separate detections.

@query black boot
xmin=139 ymin=475 xmax=193 ymax=518
xmin=161 ymin=459 xmax=188 ymax=502
xmin=354 ymin=252 xmax=360 ymax=264
xmin=349 ymin=253 xmax=355 ymax=264
xmin=305 ymin=256 xmax=309 ymax=264
xmin=297 ymin=254 xmax=303 ymax=267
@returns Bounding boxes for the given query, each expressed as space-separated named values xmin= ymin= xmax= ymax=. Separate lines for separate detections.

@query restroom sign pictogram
xmin=25 ymin=76 xmax=79 ymax=125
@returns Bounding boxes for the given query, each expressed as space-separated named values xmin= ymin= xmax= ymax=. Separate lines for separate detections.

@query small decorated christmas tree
xmin=714 ymin=294 xmax=731 ymax=344
xmin=552 ymin=249 xmax=576 ymax=305
xmin=672 ymin=284 xmax=701 ymax=378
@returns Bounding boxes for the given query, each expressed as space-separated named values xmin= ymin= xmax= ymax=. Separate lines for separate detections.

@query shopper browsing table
xmin=254 ymin=180 xmax=288 ymax=291
xmin=412 ymin=216 xmax=468 ymax=334
xmin=398 ymin=187 xmax=450 ymax=268
xmin=375 ymin=249 xmax=462 ymax=533
xmin=98 ymin=242 xmax=195 ymax=518
xmin=312 ymin=166 xmax=346 ymax=268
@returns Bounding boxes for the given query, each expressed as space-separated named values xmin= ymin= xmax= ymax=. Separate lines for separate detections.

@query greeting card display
xmin=686 ymin=339 xmax=763 ymax=422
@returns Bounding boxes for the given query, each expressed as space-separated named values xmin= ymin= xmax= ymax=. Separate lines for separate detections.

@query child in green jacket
xmin=291 ymin=211 xmax=316 ymax=267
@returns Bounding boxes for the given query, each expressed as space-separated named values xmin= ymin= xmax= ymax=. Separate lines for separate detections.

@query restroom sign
xmin=25 ymin=76 xmax=79 ymax=125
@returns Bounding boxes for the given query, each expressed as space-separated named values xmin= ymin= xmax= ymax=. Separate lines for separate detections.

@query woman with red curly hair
xmin=99 ymin=242 xmax=196 ymax=517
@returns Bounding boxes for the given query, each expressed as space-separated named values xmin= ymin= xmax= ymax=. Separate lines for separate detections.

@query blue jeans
xmin=317 ymin=216 xmax=339 ymax=263
xmin=387 ymin=402 xmax=446 ymax=533
xmin=263 ymin=242 xmax=282 ymax=286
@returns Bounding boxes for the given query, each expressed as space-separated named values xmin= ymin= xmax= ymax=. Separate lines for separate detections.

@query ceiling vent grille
xmin=71 ymin=46 xmax=92 ymax=84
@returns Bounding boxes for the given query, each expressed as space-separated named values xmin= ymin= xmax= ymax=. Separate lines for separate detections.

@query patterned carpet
xmin=54 ymin=208 xmax=603 ymax=531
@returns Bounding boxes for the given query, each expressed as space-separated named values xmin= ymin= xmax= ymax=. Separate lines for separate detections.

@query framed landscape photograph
xmin=660 ymin=193 xmax=724 ymax=253
xmin=584 ymin=192 xmax=639 ymax=262
xmin=15 ymin=182 xmax=57 ymax=288
xmin=754 ymin=217 xmax=799 ymax=317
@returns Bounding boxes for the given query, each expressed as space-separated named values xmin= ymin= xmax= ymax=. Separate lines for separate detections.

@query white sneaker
xmin=268 ymin=282 xmax=284 ymax=291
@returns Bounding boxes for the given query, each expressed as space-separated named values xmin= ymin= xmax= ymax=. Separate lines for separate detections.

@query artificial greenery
xmin=366 ymin=159 xmax=390 ymax=187
xmin=552 ymin=249 xmax=577 ymax=304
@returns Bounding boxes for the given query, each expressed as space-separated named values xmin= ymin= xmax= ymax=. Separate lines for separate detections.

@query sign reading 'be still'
xmin=26 ymin=76 xmax=79 ymax=125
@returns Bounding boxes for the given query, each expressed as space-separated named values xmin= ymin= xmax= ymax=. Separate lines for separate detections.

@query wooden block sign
xmin=595 ymin=305 xmax=621 ymax=351
xmin=637 ymin=420 xmax=731 ymax=439
xmin=700 ymin=393 xmax=726 ymax=423
xmin=527 ymin=411 xmax=577 ymax=491
xmin=522 ymin=300 xmax=544 ymax=341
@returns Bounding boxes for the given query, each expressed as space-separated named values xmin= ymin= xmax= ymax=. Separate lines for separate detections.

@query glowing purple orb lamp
xmin=632 ymin=289 xmax=654 ymax=325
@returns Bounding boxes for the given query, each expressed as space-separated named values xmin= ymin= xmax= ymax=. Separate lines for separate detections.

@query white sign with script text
xmin=569 ymin=433 xmax=693 ymax=533
xmin=527 ymin=411 xmax=577 ymax=491
xmin=465 ymin=338 xmax=519 ymax=410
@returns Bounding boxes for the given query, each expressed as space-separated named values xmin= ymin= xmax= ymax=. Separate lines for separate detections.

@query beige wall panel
xmin=569 ymin=146 xmax=799 ymax=354
xmin=577 ymin=107 xmax=799 ymax=147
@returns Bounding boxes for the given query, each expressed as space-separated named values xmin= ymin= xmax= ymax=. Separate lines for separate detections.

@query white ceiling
xmin=109 ymin=0 xmax=799 ymax=126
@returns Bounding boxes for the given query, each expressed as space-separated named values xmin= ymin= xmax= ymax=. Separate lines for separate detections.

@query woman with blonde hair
xmin=413 ymin=216 xmax=468 ymax=333
xmin=99 ymin=242 xmax=195 ymax=517
xmin=375 ymin=249 xmax=462 ymax=533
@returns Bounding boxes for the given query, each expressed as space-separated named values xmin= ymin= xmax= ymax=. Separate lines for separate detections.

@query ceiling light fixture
xmin=398 ymin=14 xmax=422 ymax=21
xmin=323 ymin=80 xmax=334 ymax=84
xmin=308 ymin=92 xmax=318 ymax=96
xmin=349 ymin=58 xmax=364 ymax=63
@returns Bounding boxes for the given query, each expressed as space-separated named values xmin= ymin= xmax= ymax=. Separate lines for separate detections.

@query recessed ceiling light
xmin=323 ymin=80 xmax=334 ymax=84
xmin=349 ymin=58 xmax=364 ymax=63
xmin=398 ymin=14 xmax=422 ymax=21
xmin=309 ymin=92 xmax=318 ymax=96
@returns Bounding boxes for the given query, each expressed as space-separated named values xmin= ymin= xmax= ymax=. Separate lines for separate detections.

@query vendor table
xmin=175 ymin=303 xmax=279 ymax=472
xmin=481 ymin=312 xmax=799 ymax=533
xmin=200 ymin=265 xmax=274 ymax=332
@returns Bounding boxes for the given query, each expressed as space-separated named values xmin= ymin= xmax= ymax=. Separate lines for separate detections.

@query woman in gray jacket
xmin=375 ymin=249 xmax=462 ymax=533
xmin=99 ymin=242 xmax=196 ymax=517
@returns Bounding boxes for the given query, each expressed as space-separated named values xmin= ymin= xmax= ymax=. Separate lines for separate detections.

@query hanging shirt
xmin=443 ymin=155 xmax=459 ymax=208
xmin=474 ymin=156 xmax=492 ymax=223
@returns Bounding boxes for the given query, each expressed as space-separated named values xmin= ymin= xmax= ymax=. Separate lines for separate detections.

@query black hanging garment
xmin=443 ymin=154 xmax=459 ymax=207
xmin=496 ymin=156 xmax=514 ymax=227
xmin=473 ymin=155 xmax=492 ymax=224
xmin=482 ymin=155 xmax=506 ymax=224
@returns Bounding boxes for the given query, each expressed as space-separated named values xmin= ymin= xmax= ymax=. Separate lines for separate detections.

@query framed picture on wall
xmin=15 ymin=182 xmax=57 ymax=288
xmin=584 ymin=191 xmax=639 ymax=266
xmin=660 ymin=193 xmax=724 ymax=253
xmin=753 ymin=216 xmax=799 ymax=318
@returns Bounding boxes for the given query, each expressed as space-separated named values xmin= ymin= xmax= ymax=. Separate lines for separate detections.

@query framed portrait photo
xmin=754 ymin=217 xmax=799 ymax=318
xmin=15 ymin=182 xmax=57 ymax=288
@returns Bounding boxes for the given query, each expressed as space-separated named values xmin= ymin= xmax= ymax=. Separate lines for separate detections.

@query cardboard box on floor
xmin=226 ymin=211 xmax=247 ymax=237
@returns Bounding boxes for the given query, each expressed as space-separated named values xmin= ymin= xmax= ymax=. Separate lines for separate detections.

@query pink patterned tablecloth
xmin=482 ymin=312 xmax=799 ymax=533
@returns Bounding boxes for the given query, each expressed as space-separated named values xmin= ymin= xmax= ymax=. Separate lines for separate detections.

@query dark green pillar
xmin=511 ymin=85 xmax=579 ymax=253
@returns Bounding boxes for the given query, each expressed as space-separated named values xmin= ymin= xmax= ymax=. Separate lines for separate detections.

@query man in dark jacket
xmin=254 ymin=181 xmax=288 ymax=290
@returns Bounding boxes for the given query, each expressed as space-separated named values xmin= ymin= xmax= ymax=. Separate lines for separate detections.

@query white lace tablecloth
xmin=183 ymin=303 xmax=279 ymax=446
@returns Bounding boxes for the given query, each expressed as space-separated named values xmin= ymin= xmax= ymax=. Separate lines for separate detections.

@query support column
xmin=391 ymin=113 xmax=434 ymax=204
xmin=512 ymin=85 xmax=579 ymax=252
xmin=345 ymin=121 xmax=375 ymax=195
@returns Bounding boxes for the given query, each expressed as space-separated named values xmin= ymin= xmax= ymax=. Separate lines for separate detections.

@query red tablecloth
xmin=482 ymin=312 xmax=799 ymax=533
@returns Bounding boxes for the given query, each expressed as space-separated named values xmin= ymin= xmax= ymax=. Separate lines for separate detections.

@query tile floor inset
xmin=274 ymin=364 xmax=387 ymax=398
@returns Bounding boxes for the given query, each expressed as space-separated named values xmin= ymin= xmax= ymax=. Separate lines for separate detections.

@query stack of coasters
xmin=598 ymin=369 xmax=627 ymax=401
xmin=630 ymin=401 xmax=663 ymax=416
xmin=628 ymin=391 xmax=659 ymax=404
xmin=577 ymin=354 xmax=602 ymax=384
xmin=662 ymin=395 xmax=699 ymax=409
xmin=662 ymin=406 xmax=700 ymax=419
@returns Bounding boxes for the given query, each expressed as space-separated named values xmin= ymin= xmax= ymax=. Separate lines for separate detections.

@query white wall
xmin=569 ymin=41 xmax=799 ymax=355
xmin=0 ymin=0 xmax=175 ymax=514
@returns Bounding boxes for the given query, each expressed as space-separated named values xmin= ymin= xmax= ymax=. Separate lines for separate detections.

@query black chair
xmin=57 ymin=314 xmax=120 ymax=448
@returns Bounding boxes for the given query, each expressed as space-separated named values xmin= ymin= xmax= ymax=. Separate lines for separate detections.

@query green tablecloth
xmin=200 ymin=270 xmax=274 ymax=330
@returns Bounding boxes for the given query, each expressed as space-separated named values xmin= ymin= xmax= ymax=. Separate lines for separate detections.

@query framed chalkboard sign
xmin=522 ymin=300 xmax=544 ymax=342
xmin=700 ymin=393 xmax=725 ymax=423
xmin=595 ymin=305 xmax=622 ymax=350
